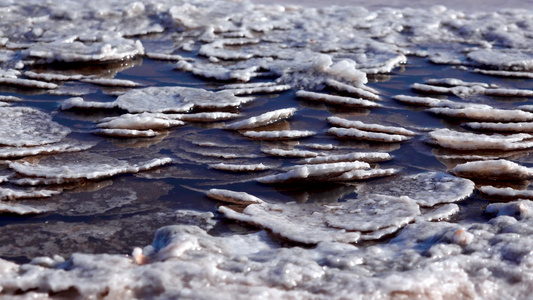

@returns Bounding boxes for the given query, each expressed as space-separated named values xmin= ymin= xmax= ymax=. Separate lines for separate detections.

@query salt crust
xmin=325 ymin=79 xmax=380 ymax=101
xmin=327 ymin=116 xmax=416 ymax=136
xmin=0 ymin=77 xmax=58 ymax=89
xmin=330 ymin=168 xmax=399 ymax=181
xmin=96 ymin=113 xmax=184 ymax=130
xmin=452 ymin=159 xmax=533 ymax=181
xmin=241 ymin=130 xmax=315 ymax=140
xmin=301 ymin=152 xmax=392 ymax=164
xmin=175 ymin=112 xmax=240 ymax=122
xmin=0 ymin=202 xmax=43 ymax=215
xmin=60 ymin=97 xmax=118 ymax=110
xmin=0 ymin=140 xmax=94 ymax=158
xmin=0 ymin=107 xmax=71 ymax=147
xmin=261 ymin=148 xmax=320 ymax=158
xmin=428 ymin=107 xmax=533 ymax=122
xmin=328 ymin=127 xmax=412 ymax=142
xmin=23 ymin=71 xmax=84 ymax=82
xmin=478 ymin=186 xmax=533 ymax=200
xmin=392 ymin=94 xmax=455 ymax=107
xmin=225 ymin=108 xmax=297 ymax=130
xmin=413 ymin=82 xmax=533 ymax=98
xmin=464 ymin=122 xmax=533 ymax=132
xmin=207 ymin=188 xmax=265 ymax=204
xmin=208 ymin=163 xmax=273 ymax=172
xmin=91 ymin=128 xmax=161 ymax=137
xmin=296 ymin=90 xmax=381 ymax=108
xmin=0 ymin=96 xmax=21 ymax=102
xmin=428 ymin=128 xmax=533 ymax=150
xmin=359 ymin=172 xmax=475 ymax=207
xmin=0 ymin=187 xmax=60 ymax=201
xmin=9 ymin=154 xmax=174 ymax=180
xmin=81 ymin=78 xmax=141 ymax=87
xmin=474 ymin=69 xmax=533 ymax=78
xmin=223 ymin=84 xmax=291 ymax=96
xmin=257 ymin=162 xmax=369 ymax=184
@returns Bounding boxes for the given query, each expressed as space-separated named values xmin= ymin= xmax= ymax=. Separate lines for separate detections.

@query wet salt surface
xmin=1 ymin=0 xmax=533 ymax=298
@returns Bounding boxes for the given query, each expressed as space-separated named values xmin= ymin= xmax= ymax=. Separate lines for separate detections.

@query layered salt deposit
xmin=2 ymin=0 xmax=533 ymax=298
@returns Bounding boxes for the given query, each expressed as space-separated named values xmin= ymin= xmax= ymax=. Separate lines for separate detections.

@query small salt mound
xmin=328 ymin=127 xmax=411 ymax=142
xmin=0 ymin=187 xmax=60 ymax=201
xmin=23 ymin=71 xmax=84 ymax=81
xmin=92 ymin=128 xmax=162 ymax=138
xmin=223 ymin=84 xmax=291 ymax=96
xmin=301 ymin=152 xmax=392 ymax=164
xmin=0 ymin=107 xmax=71 ymax=147
xmin=208 ymin=163 xmax=273 ymax=172
xmin=0 ymin=202 xmax=44 ymax=215
xmin=296 ymin=90 xmax=381 ymax=108
xmin=241 ymin=130 xmax=315 ymax=140
xmin=0 ymin=77 xmax=58 ymax=89
xmin=257 ymin=162 xmax=369 ymax=184
xmin=325 ymin=79 xmax=380 ymax=101
xmin=325 ymin=194 xmax=420 ymax=231
xmin=207 ymin=189 xmax=265 ymax=205
xmin=261 ymin=148 xmax=320 ymax=158
xmin=96 ymin=113 xmax=184 ymax=130
xmin=485 ymin=200 xmax=533 ymax=219
xmin=327 ymin=116 xmax=417 ymax=136
xmin=478 ymin=186 xmax=533 ymax=200
xmin=428 ymin=128 xmax=533 ymax=151
xmin=225 ymin=108 xmax=297 ymax=130
xmin=427 ymin=107 xmax=533 ymax=122
xmin=0 ymin=140 xmax=95 ymax=158
xmin=474 ymin=69 xmax=533 ymax=78
xmin=175 ymin=112 xmax=240 ymax=122
xmin=9 ymin=153 xmax=173 ymax=181
xmin=392 ymin=95 xmax=457 ymax=107
xmin=219 ymin=202 xmax=361 ymax=244
xmin=81 ymin=78 xmax=141 ymax=87
xmin=60 ymin=97 xmax=118 ymax=110
xmin=467 ymin=49 xmax=533 ymax=71
xmin=464 ymin=122 xmax=533 ymax=133
xmin=115 ymin=86 xmax=251 ymax=113
xmin=359 ymin=172 xmax=475 ymax=207
xmin=452 ymin=159 xmax=533 ymax=181
xmin=331 ymin=168 xmax=400 ymax=181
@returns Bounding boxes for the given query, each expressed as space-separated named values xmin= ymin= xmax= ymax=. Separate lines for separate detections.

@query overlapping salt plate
xmin=359 ymin=172 xmax=475 ymax=207
xmin=96 ymin=113 xmax=184 ymax=130
xmin=115 ymin=86 xmax=251 ymax=113
xmin=296 ymin=90 xmax=381 ymax=108
xmin=81 ymin=78 xmax=141 ymax=87
xmin=261 ymin=148 xmax=320 ymax=158
xmin=478 ymin=186 xmax=533 ymax=200
xmin=208 ymin=163 xmax=273 ymax=172
xmin=427 ymin=107 xmax=533 ymax=122
xmin=328 ymin=127 xmax=412 ymax=142
xmin=0 ymin=77 xmax=58 ymax=89
xmin=174 ymin=112 xmax=240 ymax=122
xmin=9 ymin=153 xmax=173 ymax=181
xmin=225 ymin=108 xmax=297 ymax=130
xmin=452 ymin=159 xmax=533 ymax=181
xmin=207 ymin=189 xmax=265 ymax=205
xmin=301 ymin=152 xmax=392 ymax=164
xmin=0 ymin=140 xmax=94 ymax=158
xmin=392 ymin=95 xmax=458 ymax=107
xmin=241 ymin=130 xmax=315 ymax=140
xmin=257 ymin=162 xmax=369 ymax=184
xmin=91 ymin=128 xmax=162 ymax=138
xmin=0 ymin=107 xmax=70 ymax=147
xmin=428 ymin=128 xmax=533 ymax=150
xmin=331 ymin=168 xmax=400 ymax=181
xmin=325 ymin=79 xmax=380 ymax=101
xmin=0 ymin=202 xmax=44 ymax=215
xmin=59 ymin=97 xmax=118 ymax=110
xmin=223 ymin=84 xmax=291 ymax=96
xmin=467 ymin=49 xmax=533 ymax=71
xmin=0 ymin=187 xmax=60 ymax=201
xmin=464 ymin=122 xmax=533 ymax=132
xmin=23 ymin=71 xmax=84 ymax=82
xmin=327 ymin=116 xmax=417 ymax=136
xmin=474 ymin=69 xmax=533 ymax=78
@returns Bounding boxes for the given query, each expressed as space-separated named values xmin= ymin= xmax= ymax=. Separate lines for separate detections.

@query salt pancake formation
xmin=1 ymin=0 xmax=533 ymax=298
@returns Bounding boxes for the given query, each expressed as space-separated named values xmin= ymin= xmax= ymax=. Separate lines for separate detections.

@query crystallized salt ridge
xmin=478 ymin=186 xmax=533 ymax=200
xmin=392 ymin=95 xmax=456 ymax=107
xmin=428 ymin=128 xmax=533 ymax=150
xmin=23 ymin=71 xmax=84 ymax=82
xmin=427 ymin=107 xmax=533 ymax=122
xmin=301 ymin=152 xmax=392 ymax=164
xmin=219 ymin=204 xmax=361 ymax=244
xmin=60 ymin=97 xmax=118 ymax=110
xmin=296 ymin=90 xmax=381 ymax=108
xmin=0 ymin=77 xmax=58 ymax=89
xmin=0 ymin=187 xmax=60 ymax=201
xmin=0 ymin=140 xmax=95 ymax=158
xmin=145 ymin=52 xmax=191 ymax=61
xmin=0 ymin=96 xmax=21 ymax=102
xmin=9 ymin=155 xmax=174 ymax=180
xmin=175 ymin=112 xmax=240 ymax=122
xmin=257 ymin=162 xmax=369 ymax=184
xmin=330 ymin=168 xmax=400 ymax=181
xmin=208 ymin=163 xmax=273 ymax=172
xmin=0 ymin=202 xmax=44 ymax=215
xmin=225 ymin=108 xmax=297 ymax=130
xmin=416 ymin=204 xmax=461 ymax=222
xmin=261 ymin=148 xmax=320 ymax=158
xmin=452 ymin=159 xmax=533 ymax=181
xmin=325 ymin=79 xmax=380 ymax=101
xmin=96 ymin=113 xmax=184 ymax=130
xmin=426 ymin=78 xmax=491 ymax=88
xmin=474 ymin=69 xmax=533 ymax=78
xmin=224 ymin=84 xmax=291 ymax=96
xmin=91 ymin=128 xmax=161 ymax=137
xmin=0 ymin=107 xmax=71 ymax=147
xmin=464 ymin=122 xmax=533 ymax=132
xmin=219 ymin=82 xmax=278 ymax=90
xmin=413 ymin=82 xmax=533 ymax=98
xmin=241 ymin=130 xmax=315 ymax=140
xmin=81 ymin=78 xmax=141 ymax=87
xmin=327 ymin=116 xmax=416 ymax=136
xmin=328 ymin=127 xmax=412 ymax=142
xmin=359 ymin=172 xmax=475 ymax=207
xmin=207 ymin=189 xmax=265 ymax=205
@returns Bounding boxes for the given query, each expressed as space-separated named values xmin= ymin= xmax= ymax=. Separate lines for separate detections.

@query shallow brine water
xmin=1 ymin=0 xmax=533 ymax=299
